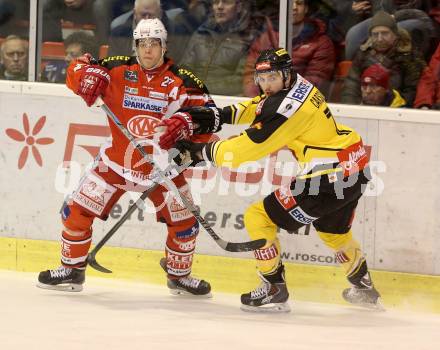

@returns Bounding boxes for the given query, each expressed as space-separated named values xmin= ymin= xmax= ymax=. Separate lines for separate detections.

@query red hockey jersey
xmin=66 ymin=56 xmax=214 ymax=183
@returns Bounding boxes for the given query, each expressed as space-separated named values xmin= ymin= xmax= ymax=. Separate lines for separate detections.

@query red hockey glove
xmin=76 ymin=65 xmax=110 ymax=107
xmin=157 ymin=112 xmax=194 ymax=150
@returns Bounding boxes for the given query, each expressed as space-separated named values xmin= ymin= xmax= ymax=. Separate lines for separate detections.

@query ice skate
xmin=342 ymin=286 xmax=384 ymax=310
xmin=240 ymin=266 xmax=290 ymax=313
xmin=343 ymin=270 xmax=384 ymax=310
xmin=37 ymin=266 xmax=85 ymax=292
xmin=160 ymin=258 xmax=212 ymax=297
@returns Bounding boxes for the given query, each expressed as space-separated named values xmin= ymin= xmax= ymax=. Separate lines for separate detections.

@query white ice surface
xmin=1 ymin=270 xmax=440 ymax=350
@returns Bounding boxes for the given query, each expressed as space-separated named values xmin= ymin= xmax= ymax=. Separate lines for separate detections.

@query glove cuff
xmin=172 ymin=112 xmax=194 ymax=137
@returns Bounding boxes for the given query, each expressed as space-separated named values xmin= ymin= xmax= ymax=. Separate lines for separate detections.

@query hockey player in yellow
xmin=157 ymin=48 xmax=382 ymax=312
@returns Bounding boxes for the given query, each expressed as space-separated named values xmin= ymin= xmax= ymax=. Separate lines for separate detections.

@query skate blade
xmin=36 ymin=282 xmax=83 ymax=292
xmin=169 ymin=289 xmax=212 ymax=298
xmin=348 ymin=298 xmax=386 ymax=312
xmin=240 ymin=302 xmax=291 ymax=313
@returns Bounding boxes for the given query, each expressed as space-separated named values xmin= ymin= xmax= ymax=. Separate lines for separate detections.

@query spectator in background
xmin=108 ymin=0 xmax=171 ymax=56
xmin=0 ymin=35 xmax=28 ymax=81
xmin=162 ymin=0 xmax=186 ymax=20
xmin=243 ymin=0 xmax=335 ymax=97
xmin=41 ymin=31 xmax=98 ymax=83
xmin=42 ymin=0 xmax=108 ymax=44
xmin=254 ymin=0 xmax=280 ymax=19
xmin=345 ymin=0 xmax=435 ymax=60
xmin=429 ymin=2 xmax=440 ymax=27
xmin=414 ymin=43 xmax=440 ymax=109
xmin=306 ymin=0 xmax=390 ymax=45
xmin=180 ymin=0 xmax=264 ymax=96
xmin=360 ymin=63 xmax=406 ymax=107
xmin=169 ymin=1 xmax=211 ymax=62
xmin=92 ymin=0 xmax=135 ymax=45
xmin=341 ymin=11 xmax=425 ymax=106
xmin=0 ymin=0 xmax=30 ymax=39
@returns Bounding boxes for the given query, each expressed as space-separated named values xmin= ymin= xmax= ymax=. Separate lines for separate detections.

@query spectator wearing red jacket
xmin=414 ymin=43 xmax=440 ymax=109
xmin=243 ymin=0 xmax=335 ymax=97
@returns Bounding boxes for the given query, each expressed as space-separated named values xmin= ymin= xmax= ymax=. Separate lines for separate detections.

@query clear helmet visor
xmin=254 ymin=69 xmax=284 ymax=86
xmin=135 ymin=37 xmax=162 ymax=50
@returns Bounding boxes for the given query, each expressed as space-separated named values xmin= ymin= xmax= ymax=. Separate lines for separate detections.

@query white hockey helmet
xmin=133 ymin=18 xmax=167 ymax=47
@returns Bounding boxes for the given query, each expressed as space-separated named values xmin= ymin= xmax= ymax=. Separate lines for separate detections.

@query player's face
xmin=136 ymin=38 xmax=164 ymax=69
xmin=256 ymin=71 xmax=285 ymax=96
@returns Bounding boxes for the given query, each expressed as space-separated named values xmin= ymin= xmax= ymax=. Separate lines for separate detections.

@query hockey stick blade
xmin=173 ymin=183 xmax=268 ymax=252
xmin=87 ymin=253 xmax=112 ymax=273
xmin=222 ymin=238 xmax=267 ymax=252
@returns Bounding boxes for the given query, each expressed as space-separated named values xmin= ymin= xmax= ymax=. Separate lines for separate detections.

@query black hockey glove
xmin=180 ymin=106 xmax=223 ymax=134
xmin=171 ymin=140 xmax=208 ymax=167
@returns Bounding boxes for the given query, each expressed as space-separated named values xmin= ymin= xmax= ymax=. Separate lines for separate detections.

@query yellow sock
xmin=244 ymin=201 xmax=281 ymax=275
xmin=317 ymin=230 xmax=366 ymax=278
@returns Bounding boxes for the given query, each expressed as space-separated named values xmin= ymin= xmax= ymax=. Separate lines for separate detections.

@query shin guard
xmin=61 ymin=229 xmax=92 ymax=268
xmin=61 ymin=204 xmax=94 ymax=269
xmin=244 ymin=201 xmax=281 ymax=275
xmin=165 ymin=220 xmax=199 ymax=278
xmin=318 ymin=230 xmax=372 ymax=287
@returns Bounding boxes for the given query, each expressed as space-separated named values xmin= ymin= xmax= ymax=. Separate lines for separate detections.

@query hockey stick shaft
xmin=87 ymin=189 xmax=154 ymax=273
xmin=98 ymin=100 xmax=266 ymax=252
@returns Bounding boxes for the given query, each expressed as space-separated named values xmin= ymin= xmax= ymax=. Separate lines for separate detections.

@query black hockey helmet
xmin=254 ymin=48 xmax=296 ymax=88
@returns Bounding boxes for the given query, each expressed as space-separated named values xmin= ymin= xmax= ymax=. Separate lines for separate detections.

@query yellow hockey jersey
xmin=204 ymin=75 xmax=367 ymax=177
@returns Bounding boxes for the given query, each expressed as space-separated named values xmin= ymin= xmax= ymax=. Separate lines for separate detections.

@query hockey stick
xmin=87 ymin=188 xmax=153 ymax=273
xmin=97 ymin=98 xmax=266 ymax=252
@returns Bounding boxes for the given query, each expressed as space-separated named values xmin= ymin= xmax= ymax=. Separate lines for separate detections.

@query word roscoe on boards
xmin=280 ymin=251 xmax=337 ymax=264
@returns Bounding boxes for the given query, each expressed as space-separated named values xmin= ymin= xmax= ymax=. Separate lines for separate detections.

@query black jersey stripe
xmin=303 ymin=145 xmax=344 ymax=155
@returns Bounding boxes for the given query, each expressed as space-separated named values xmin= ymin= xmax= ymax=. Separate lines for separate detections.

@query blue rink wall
xmin=1 ymin=82 xmax=440 ymax=313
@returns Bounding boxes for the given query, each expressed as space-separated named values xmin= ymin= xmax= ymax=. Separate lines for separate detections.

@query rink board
xmin=1 ymin=236 xmax=440 ymax=314
xmin=1 ymin=82 xmax=440 ymax=311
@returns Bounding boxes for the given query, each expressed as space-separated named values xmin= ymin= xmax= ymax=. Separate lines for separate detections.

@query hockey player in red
xmin=37 ymin=18 xmax=213 ymax=296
